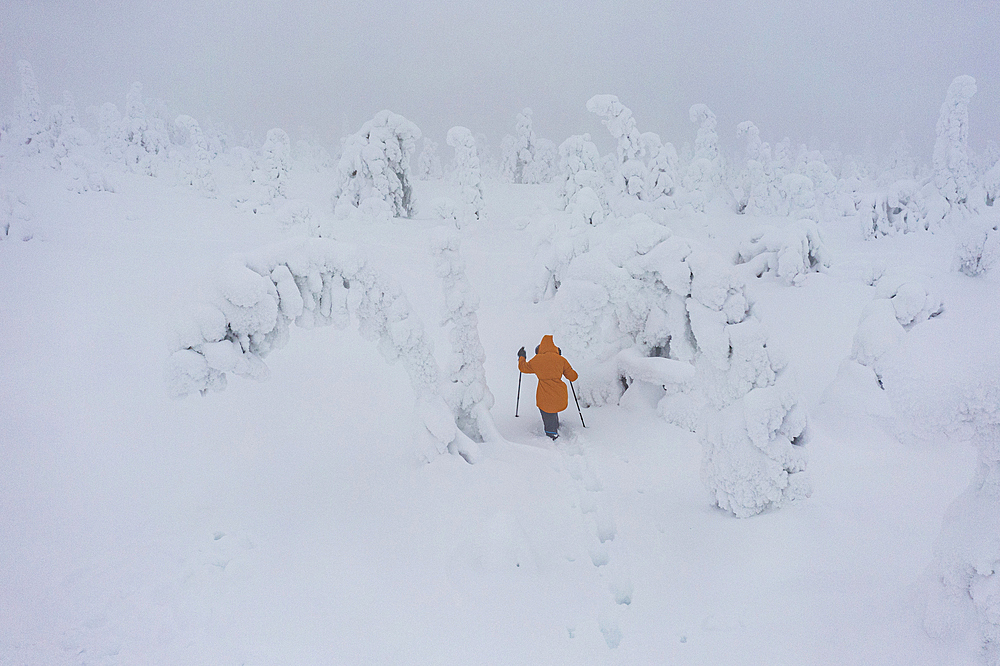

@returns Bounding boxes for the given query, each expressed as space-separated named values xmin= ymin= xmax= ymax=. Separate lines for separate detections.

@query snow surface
xmin=2 ymin=119 xmax=998 ymax=663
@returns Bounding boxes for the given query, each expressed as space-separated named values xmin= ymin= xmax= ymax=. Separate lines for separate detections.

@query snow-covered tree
xmin=557 ymin=133 xmax=604 ymax=211
xmin=253 ymin=128 xmax=291 ymax=200
xmin=802 ymin=154 xmax=839 ymax=213
xmin=640 ymin=132 xmax=679 ymax=204
xmin=510 ymin=107 xmax=537 ymax=183
xmin=880 ymin=132 xmax=917 ymax=186
xmin=497 ymin=108 xmax=556 ymax=184
xmin=333 ymin=110 xmax=420 ymax=220
xmin=16 ymin=61 xmax=45 ymax=155
xmin=96 ymin=102 xmax=125 ymax=163
xmin=525 ymin=137 xmax=558 ymax=185
xmin=122 ymin=83 xmax=169 ymax=176
xmin=446 ymin=126 xmax=485 ymax=224
xmin=474 ymin=132 xmax=497 ymax=179
xmin=586 ymin=95 xmax=645 ymax=201
xmin=416 ymin=137 xmax=443 ymax=180
xmin=174 ymin=115 xmax=216 ymax=196
xmin=292 ymin=139 xmax=333 ymax=172
xmin=736 ymin=121 xmax=781 ymax=216
xmin=684 ymin=104 xmax=724 ymax=200
xmin=430 ymin=229 xmax=501 ymax=444
xmin=933 ymin=75 xmax=977 ymax=207
xmin=780 ymin=173 xmax=817 ymax=218
xmin=168 ymin=237 xmax=481 ymax=463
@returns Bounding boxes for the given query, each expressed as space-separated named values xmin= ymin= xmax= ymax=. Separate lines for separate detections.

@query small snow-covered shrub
xmin=736 ymin=219 xmax=830 ymax=285
xmin=840 ymin=271 xmax=943 ymax=402
xmin=0 ymin=189 xmax=33 ymax=241
xmin=954 ymin=219 xmax=1000 ymax=276
xmin=525 ymin=137 xmax=558 ymax=185
xmin=874 ymin=273 xmax=944 ymax=328
xmin=925 ymin=377 xmax=1000 ymax=666
xmin=275 ymin=199 xmax=314 ymax=234
xmin=429 ymin=197 xmax=459 ymax=224
xmin=333 ymin=110 xmax=420 ymax=220
xmin=983 ymin=160 xmax=1000 ymax=207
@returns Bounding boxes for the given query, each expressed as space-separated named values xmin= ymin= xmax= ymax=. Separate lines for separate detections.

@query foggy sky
xmin=2 ymin=0 xmax=998 ymax=162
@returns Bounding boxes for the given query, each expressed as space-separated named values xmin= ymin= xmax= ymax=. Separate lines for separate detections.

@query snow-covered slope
xmin=1 ymin=138 xmax=997 ymax=664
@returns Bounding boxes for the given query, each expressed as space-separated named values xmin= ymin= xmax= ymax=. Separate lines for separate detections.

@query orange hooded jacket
xmin=518 ymin=335 xmax=579 ymax=413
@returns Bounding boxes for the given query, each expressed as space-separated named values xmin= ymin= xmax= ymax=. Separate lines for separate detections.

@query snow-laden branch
xmin=167 ymin=236 xmax=481 ymax=463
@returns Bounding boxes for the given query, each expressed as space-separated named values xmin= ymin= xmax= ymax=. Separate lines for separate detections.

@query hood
xmin=537 ymin=335 xmax=559 ymax=354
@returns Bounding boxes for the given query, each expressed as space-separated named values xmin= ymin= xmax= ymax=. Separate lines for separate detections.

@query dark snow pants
xmin=540 ymin=410 xmax=559 ymax=438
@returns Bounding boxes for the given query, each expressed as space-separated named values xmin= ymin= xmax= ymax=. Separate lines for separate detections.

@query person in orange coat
xmin=518 ymin=335 xmax=578 ymax=440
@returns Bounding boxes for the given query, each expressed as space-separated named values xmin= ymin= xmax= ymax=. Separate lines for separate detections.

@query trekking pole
xmin=570 ymin=381 xmax=586 ymax=428
xmin=515 ymin=372 xmax=522 ymax=417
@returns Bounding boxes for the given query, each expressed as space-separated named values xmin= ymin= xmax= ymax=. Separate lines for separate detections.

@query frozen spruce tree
xmin=333 ymin=110 xmax=420 ymax=220
xmin=416 ymin=137 xmax=443 ymax=180
xmin=254 ymin=128 xmax=291 ymax=200
xmin=736 ymin=121 xmax=781 ymax=216
xmin=17 ymin=61 xmax=45 ymax=155
xmin=557 ymin=133 xmax=605 ymax=212
xmin=175 ymin=115 xmax=217 ymax=196
xmin=933 ymin=75 xmax=977 ymax=208
xmin=640 ymin=132 xmax=679 ymax=204
xmin=684 ymin=104 xmax=724 ymax=200
xmin=122 ymin=83 xmax=169 ymax=175
xmin=446 ymin=126 xmax=485 ymax=224
xmin=526 ymin=138 xmax=558 ymax=185
xmin=498 ymin=108 xmax=555 ymax=184
xmin=431 ymin=229 xmax=502 ymax=444
xmin=511 ymin=108 xmax=537 ymax=183
xmin=97 ymin=102 xmax=126 ymax=164
xmin=586 ymin=95 xmax=646 ymax=203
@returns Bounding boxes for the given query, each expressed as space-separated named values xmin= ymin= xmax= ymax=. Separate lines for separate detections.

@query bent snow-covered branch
xmin=167 ymin=237 xmax=481 ymax=463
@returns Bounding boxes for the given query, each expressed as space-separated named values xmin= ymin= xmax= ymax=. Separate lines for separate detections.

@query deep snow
xmin=0 ymin=152 xmax=994 ymax=664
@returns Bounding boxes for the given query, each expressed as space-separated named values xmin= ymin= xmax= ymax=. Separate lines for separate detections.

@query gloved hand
xmin=517 ymin=346 xmax=526 ymax=358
